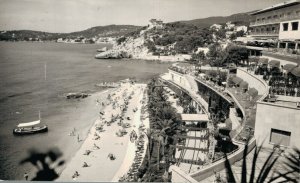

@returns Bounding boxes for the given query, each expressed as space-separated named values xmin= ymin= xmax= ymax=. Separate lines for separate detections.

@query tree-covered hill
xmin=0 ymin=25 xmax=141 ymax=41
xmin=176 ymin=12 xmax=255 ymax=29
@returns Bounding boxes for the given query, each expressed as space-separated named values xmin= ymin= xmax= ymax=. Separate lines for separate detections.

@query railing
xmin=250 ymin=14 xmax=300 ymax=26
xmin=248 ymin=31 xmax=279 ymax=36
xmin=194 ymin=76 xmax=233 ymax=104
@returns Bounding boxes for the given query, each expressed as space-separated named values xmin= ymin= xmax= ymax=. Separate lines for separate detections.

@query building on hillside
xmin=210 ymin=24 xmax=222 ymax=30
xmin=248 ymin=0 xmax=300 ymax=50
xmin=148 ymin=19 xmax=164 ymax=29
xmin=225 ymin=21 xmax=235 ymax=30
xmin=234 ymin=25 xmax=248 ymax=32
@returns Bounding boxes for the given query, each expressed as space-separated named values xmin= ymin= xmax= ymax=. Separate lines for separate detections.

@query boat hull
xmin=13 ymin=125 xmax=48 ymax=135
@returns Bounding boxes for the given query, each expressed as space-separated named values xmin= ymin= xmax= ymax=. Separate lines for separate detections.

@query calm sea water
xmin=0 ymin=42 xmax=170 ymax=180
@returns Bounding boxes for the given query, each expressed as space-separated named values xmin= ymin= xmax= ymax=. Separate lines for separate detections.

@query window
xmin=267 ymin=16 xmax=272 ymax=19
xmin=270 ymin=128 xmax=291 ymax=146
xmin=283 ymin=23 xmax=289 ymax=31
xmin=291 ymin=22 xmax=299 ymax=31
xmin=257 ymin=18 xmax=260 ymax=22
xmin=279 ymin=14 xmax=283 ymax=18
xmin=262 ymin=18 xmax=265 ymax=21
xmin=273 ymin=15 xmax=278 ymax=19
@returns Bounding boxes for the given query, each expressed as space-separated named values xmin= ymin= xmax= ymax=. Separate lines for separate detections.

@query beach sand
xmin=57 ymin=83 xmax=147 ymax=182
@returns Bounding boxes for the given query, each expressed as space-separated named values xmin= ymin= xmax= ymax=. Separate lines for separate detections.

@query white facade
xmin=279 ymin=19 xmax=300 ymax=40
xmin=234 ymin=25 xmax=248 ymax=32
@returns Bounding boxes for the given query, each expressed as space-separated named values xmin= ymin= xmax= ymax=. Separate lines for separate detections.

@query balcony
xmin=250 ymin=14 xmax=300 ymax=27
xmin=248 ymin=31 xmax=279 ymax=37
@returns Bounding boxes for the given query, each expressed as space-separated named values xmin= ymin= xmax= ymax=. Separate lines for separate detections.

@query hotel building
xmin=249 ymin=0 xmax=300 ymax=50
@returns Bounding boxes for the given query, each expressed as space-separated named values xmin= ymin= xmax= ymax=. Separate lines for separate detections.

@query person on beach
xmin=93 ymin=143 xmax=100 ymax=149
xmin=24 ymin=172 xmax=29 ymax=181
xmin=83 ymin=162 xmax=89 ymax=167
xmin=77 ymin=134 xmax=80 ymax=142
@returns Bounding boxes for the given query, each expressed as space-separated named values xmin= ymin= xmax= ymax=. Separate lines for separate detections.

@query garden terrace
xmin=250 ymin=57 xmax=300 ymax=98
xmin=168 ymin=66 xmax=187 ymax=75
xmin=226 ymin=86 xmax=259 ymax=141
xmin=194 ymin=77 xmax=233 ymax=120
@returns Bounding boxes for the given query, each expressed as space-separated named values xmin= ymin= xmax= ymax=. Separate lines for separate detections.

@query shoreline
xmin=56 ymin=83 xmax=147 ymax=182
xmin=54 ymin=88 xmax=117 ymax=178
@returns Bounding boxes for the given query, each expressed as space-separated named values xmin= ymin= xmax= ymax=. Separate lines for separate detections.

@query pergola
xmin=180 ymin=113 xmax=209 ymax=122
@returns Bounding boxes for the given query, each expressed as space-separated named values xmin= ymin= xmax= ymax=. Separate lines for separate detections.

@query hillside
xmin=66 ymin=25 xmax=141 ymax=38
xmin=177 ymin=12 xmax=255 ymax=29
xmin=0 ymin=25 xmax=141 ymax=41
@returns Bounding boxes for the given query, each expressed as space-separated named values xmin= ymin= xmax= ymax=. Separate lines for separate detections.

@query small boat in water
xmin=13 ymin=112 xmax=48 ymax=135
xmin=97 ymin=47 xmax=107 ymax=52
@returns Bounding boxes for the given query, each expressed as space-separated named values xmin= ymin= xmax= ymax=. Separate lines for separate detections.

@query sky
xmin=0 ymin=0 xmax=286 ymax=33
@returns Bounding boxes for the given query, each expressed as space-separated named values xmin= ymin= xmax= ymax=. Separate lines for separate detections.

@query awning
xmin=291 ymin=67 xmax=300 ymax=77
xmin=258 ymin=58 xmax=269 ymax=65
xmin=181 ymin=114 xmax=209 ymax=122
xmin=17 ymin=120 xmax=41 ymax=128
xmin=232 ymin=76 xmax=243 ymax=85
xmin=248 ymin=57 xmax=259 ymax=63
xmin=248 ymin=88 xmax=258 ymax=97
xmin=283 ymin=64 xmax=297 ymax=72
xmin=240 ymin=81 xmax=249 ymax=89
xmin=269 ymin=60 xmax=280 ymax=68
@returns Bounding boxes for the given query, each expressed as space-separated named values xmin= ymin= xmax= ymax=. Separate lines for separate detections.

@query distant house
xmin=148 ymin=19 xmax=164 ymax=29
xmin=210 ymin=24 xmax=222 ymax=30
xmin=225 ymin=21 xmax=235 ymax=30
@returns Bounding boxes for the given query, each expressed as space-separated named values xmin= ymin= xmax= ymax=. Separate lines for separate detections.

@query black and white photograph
xmin=0 ymin=0 xmax=299 ymax=182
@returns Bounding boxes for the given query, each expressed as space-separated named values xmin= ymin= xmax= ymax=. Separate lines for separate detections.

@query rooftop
xmin=250 ymin=0 xmax=300 ymax=15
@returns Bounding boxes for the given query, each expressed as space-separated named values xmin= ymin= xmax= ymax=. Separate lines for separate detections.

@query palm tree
xmin=223 ymin=142 xmax=300 ymax=183
xmin=19 ymin=148 xmax=65 ymax=181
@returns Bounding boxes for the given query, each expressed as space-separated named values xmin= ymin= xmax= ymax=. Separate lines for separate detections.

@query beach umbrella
xmin=240 ymin=81 xmax=249 ymax=89
xmin=231 ymin=76 xmax=243 ymax=85
xmin=291 ymin=67 xmax=300 ymax=77
xmin=248 ymin=88 xmax=258 ymax=97
xmin=258 ymin=58 xmax=269 ymax=65
xmin=283 ymin=64 xmax=297 ymax=72
xmin=269 ymin=60 xmax=280 ymax=68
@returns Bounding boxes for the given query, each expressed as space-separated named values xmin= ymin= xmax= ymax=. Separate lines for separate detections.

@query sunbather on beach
xmin=82 ymin=162 xmax=89 ymax=167
xmin=93 ymin=143 xmax=100 ymax=149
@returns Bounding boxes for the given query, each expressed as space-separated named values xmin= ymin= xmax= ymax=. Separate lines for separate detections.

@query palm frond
xmin=249 ymin=144 xmax=263 ymax=183
xmin=224 ymin=152 xmax=236 ymax=183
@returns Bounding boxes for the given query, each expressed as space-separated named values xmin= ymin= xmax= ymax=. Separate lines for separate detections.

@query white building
xmin=148 ymin=19 xmax=164 ymax=29
xmin=210 ymin=24 xmax=222 ymax=30
xmin=234 ymin=25 xmax=248 ymax=32
xmin=225 ymin=21 xmax=235 ymax=30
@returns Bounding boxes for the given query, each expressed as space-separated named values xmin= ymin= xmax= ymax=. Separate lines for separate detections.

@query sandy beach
xmin=57 ymin=82 xmax=148 ymax=182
